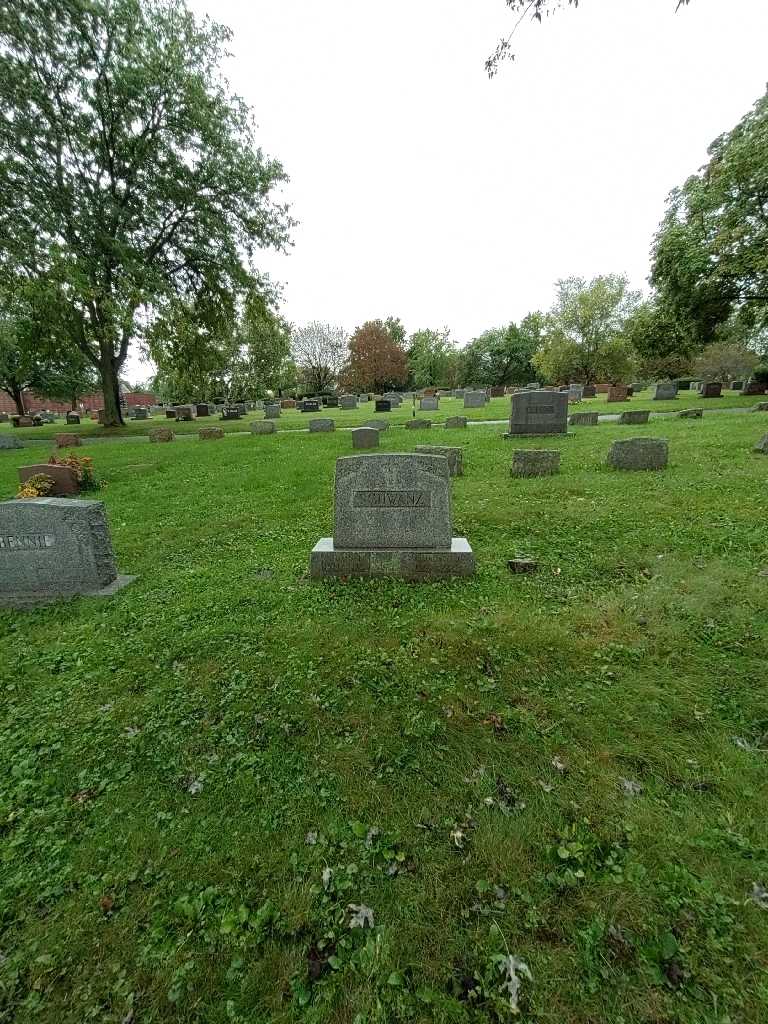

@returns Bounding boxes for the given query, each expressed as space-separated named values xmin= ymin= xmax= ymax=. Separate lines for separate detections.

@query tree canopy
xmin=291 ymin=323 xmax=348 ymax=395
xmin=0 ymin=0 xmax=292 ymax=424
xmin=460 ymin=316 xmax=542 ymax=387
xmin=344 ymin=320 xmax=408 ymax=393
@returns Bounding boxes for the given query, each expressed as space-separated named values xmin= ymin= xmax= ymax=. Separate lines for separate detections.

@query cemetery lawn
xmin=1 ymin=412 xmax=767 ymax=1024
xmin=0 ymin=389 xmax=761 ymax=442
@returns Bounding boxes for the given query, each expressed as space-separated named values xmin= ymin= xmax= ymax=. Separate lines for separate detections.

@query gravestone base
xmin=310 ymin=537 xmax=474 ymax=580
xmin=2 ymin=574 xmax=136 ymax=609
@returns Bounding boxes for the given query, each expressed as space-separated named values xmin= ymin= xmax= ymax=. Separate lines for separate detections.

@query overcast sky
xmin=130 ymin=0 xmax=768 ymax=382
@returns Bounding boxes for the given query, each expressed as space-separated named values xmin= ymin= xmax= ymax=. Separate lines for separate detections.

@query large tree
xmin=487 ymin=0 xmax=693 ymax=75
xmin=344 ymin=320 xmax=409 ymax=393
xmin=0 ymin=0 xmax=291 ymax=425
xmin=622 ymin=299 xmax=695 ymax=381
xmin=407 ymin=328 xmax=457 ymax=389
xmin=533 ymin=275 xmax=640 ymax=385
xmin=459 ymin=315 xmax=543 ymax=387
xmin=651 ymin=88 xmax=768 ymax=350
xmin=291 ymin=322 xmax=348 ymax=395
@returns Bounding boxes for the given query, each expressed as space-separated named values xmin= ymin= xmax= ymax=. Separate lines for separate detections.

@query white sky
xmin=128 ymin=0 xmax=768 ymax=382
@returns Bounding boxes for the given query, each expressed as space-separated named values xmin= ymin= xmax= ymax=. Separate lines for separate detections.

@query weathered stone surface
xmin=489 ymin=386 xmax=506 ymax=398
xmin=0 ymin=497 xmax=134 ymax=607
xmin=618 ymin=410 xmax=650 ymax=425
xmin=324 ymin=396 xmax=339 ymax=408
xmin=18 ymin=464 xmax=79 ymax=496
xmin=526 ymin=382 xmax=540 ymax=390
xmin=165 ymin=409 xmax=176 ymax=419
xmin=445 ymin=416 xmax=468 ymax=429
xmin=414 ymin=445 xmax=463 ymax=476
xmin=199 ymin=427 xmax=224 ymax=440
xmin=0 ymin=435 xmax=23 ymax=450
xmin=14 ymin=416 xmax=35 ymax=427
xmin=55 ymin=433 xmax=82 ymax=448
xmin=149 ymin=428 xmax=174 ymax=443
xmin=310 ymin=454 xmax=474 ymax=579
xmin=420 ymin=397 xmax=439 ymax=411
xmin=582 ymin=385 xmax=597 ymax=398
xmin=339 ymin=395 xmax=358 ymax=410
xmin=463 ymin=391 xmax=486 ymax=408
xmin=607 ymin=438 xmax=668 ymax=471
xmin=66 ymin=413 xmax=81 ymax=425
xmin=383 ymin=393 xmax=402 ymax=407
xmin=507 ymin=391 xmax=568 ymax=436
xmin=510 ymin=450 xmax=561 ymax=477
xmin=195 ymin=403 xmax=212 ymax=417
xmin=607 ymin=386 xmax=630 ymax=403
xmin=678 ymin=408 xmax=703 ymax=419
xmin=508 ymin=558 xmax=538 ymax=574
xmin=741 ymin=379 xmax=766 ymax=396
xmin=175 ymin=405 xmax=195 ymax=422
xmin=653 ymin=382 xmax=678 ymax=400
xmin=375 ymin=399 xmax=392 ymax=413
xmin=754 ymin=434 xmax=768 ymax=454
xmin=250 ymin=421 xmax=276 ymax=435
xmin=220 ymin=407 xmax=242 ymax=420
xmin=364 ymin=420 xmax=389 ymax=431
xmin=569 ymin=412 xmax=599 ymax=426
xmin=280 ymin=398 xmax=296 ymax=409
xmin=700 ymin=382 xmax=722 ymax=398
xmin=309 ymin=418 xmax=335 ymax=433
xmin=300 ymin=399 xmax=320 ymax=412
xmin=405 ymin=419 xmax=432 ymax=430
xmin=352 ymin=427 xmax=379 ymax=449
xmin=750 ymin=402 xmax=768 ymax=412
xmin=263 ymin=404 xmax=281 ymax=419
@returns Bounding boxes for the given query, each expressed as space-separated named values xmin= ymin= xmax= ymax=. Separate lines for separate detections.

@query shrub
xmin=48 ymin=454 xmax=100 ymax=490
xmin=17 ymin=473 xmax=55 ymax=498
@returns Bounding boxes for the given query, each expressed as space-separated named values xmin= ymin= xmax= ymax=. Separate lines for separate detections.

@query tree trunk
xmin=3 ymin=383 xmax=27 ymax=415
xmin=99 ymin=354 xmax=124 ymax=426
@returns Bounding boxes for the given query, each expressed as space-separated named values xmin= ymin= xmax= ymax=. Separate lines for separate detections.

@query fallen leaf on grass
xmin=305 ymin=831 xmax=318 ymax=846
xmin=748 ymin=882 xmax=768 ymax=909
xmin=620 ymin=779 xmax=643 ymax=797
xmin=537 ymin=780 xmax=554 ymax=793
xmin=495 ymin=955 xmax=532 ymax=1014
xmin=347 ymin=904 xmax=374 ymax=929
xmin=551 ymin=756 xmax=567 ymax=773
xmin=99 ymin=895 xmax=115 ymax=915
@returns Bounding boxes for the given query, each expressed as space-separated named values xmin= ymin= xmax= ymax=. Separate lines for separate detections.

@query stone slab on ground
xmin=618 ymin=411 xmax=650 ymax=425
xmin=569 ymin=412 xmax=599 ymax=426
xmin=510 ymin=450 xmax=561 ymax=478
xmin=250 ymin=421 xmax=276 ymax=435
xmin=608 ymin=438 xmax=668 ymax=471
xmin=414 ymin=445 xmax=463 ymax=476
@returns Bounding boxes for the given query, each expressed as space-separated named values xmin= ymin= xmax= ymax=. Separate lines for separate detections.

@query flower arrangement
xmin=17 ymin=473 xmax=55 ymax=499
xmin=48 ymin=454 xmax=100 ymax=491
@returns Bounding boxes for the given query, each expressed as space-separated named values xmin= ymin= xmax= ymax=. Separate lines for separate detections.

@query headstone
xmin=383 ymin=393 xmax=402 ymax=407
xmin=420 ymin=397 xmax=439 ymax=411
xmin=250 ymin=421 xmax=276 ymax=435
xmin=445 ymin=416 xmax=468 ymax=429
xmin=607 ymin=386 xmax=630 ymax=403
xmin=14 ymin=416 xmax=35 ymax=428
xmin=741 ymin=379 xmax=766 ymax=396
xmin=569 ymin=412 xmax=599 ymax=426
xmin=678 ymin=408 xmax=703 ymax=419
xmin=55 ymin=433 xmax=82 ymax=448
xmin=0 ymin=412 xmax=8 ymax=423
xmin=18 ymin=464 xmax=79 ymax=496
xmin=453 ymin=390 xmax=465 ymax=399
xmin=324 ymin=396 xmax=339 ymax=408
xmin=630 ymin=382 xmax=645 ymax=394
xmin=375 ymin=400 xmax=392 ymax=413
xmin=175 ymin=406 xmax=195 ymax=422
xmin=751 ymin=402 xmax=768 ymax=413
xmin=414 ymin=445 xmax=463 ymax=477
xmin=506 ymin=390 xmax=568 ymax=436
xmin=568 ymin=385 xmax=584 ymax=402
xmin=235 ymin=403 xmax=248 ymax=416
xmin=731 ymin=381 xmax=744 ymax=391
xmin=339 ymin=395 xmax=358 ymax=410
xmin=364 ymin=420 xmax=389 ymax=431
xmin=405 ymin=419 xmax=432 ymax=430
xmin=199 ymin=427 xmax=224 ymax=440
xmin=700 ymin=382 xmax=722 ymax=398
xmin=309 ymin=418 xmax=335 ymax=433
xmin=264 ymin=404 xmax=281 ymax=419
xmin=195 ymin=403 xmax=212 ymax=417
xmin=149 ymin=428 xmax=174 ymax=443
xmin=489 ymin=386 xmax=506 ymax=398
xmin=309 ymin=454 xmax=474 ymax=579
xmin=526 ymin=382 xmax=540 ymax=390
xmin=280 ymin=398 xmax=296 ymax=409
xmin=0 ymin=497 xmax=134 ymax=607
xmin=510 ymin=450 xmax=560 ymax=478
xmin=677 ymin=381 xmax=691 ymax=391
xmin=301 ymin=399 xmax=321 ymax=413
xmin=653 ymin=382 xmax=678 ymax=400
xmin=463 ymin=391 xmax=486 ymax=409
xmin=607 ymin=438 xmax=668 ymax=471
xmin=132 ymin=407 xmax=149 ymax=420
xmin=618 ymin=410 xmax=650 ymax=425
xmin=0 ymin=435 xmax=24 ymax=450
xmin=253 ymin=401 xmax=265 ymax=411
xmin=754 ymin=434 xmax=768 ymax=454
xmin=165 ymin=409 xmax=176 ymax=419
xmin=352 ymin=427 xmax=379 ymax=450
xmin=221 ymin=407 xmax=242 ymax=420
xmin=37 ymin=413 xmax=55 ymax=424
xmin=582 ymin=385 xmax=597 ymax=398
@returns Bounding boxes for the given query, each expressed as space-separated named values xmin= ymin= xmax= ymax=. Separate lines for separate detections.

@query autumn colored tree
xmin=344 ymin=321 xmax=408 ymax=392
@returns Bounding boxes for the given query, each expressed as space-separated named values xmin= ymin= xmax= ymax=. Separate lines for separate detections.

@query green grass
xmin=1 ymin=387 xmax=762 ymax=442
xmin=1 ymin=413 xmax=767 ymax=1023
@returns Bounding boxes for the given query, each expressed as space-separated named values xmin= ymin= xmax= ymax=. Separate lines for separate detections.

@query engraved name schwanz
xmin=353 ymin=490 xmax=430 ymax=509
xmin=0 ymin=534 xmax=55 ymax=551
xmin=527 ymin=405 xmax=555 ymax=415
